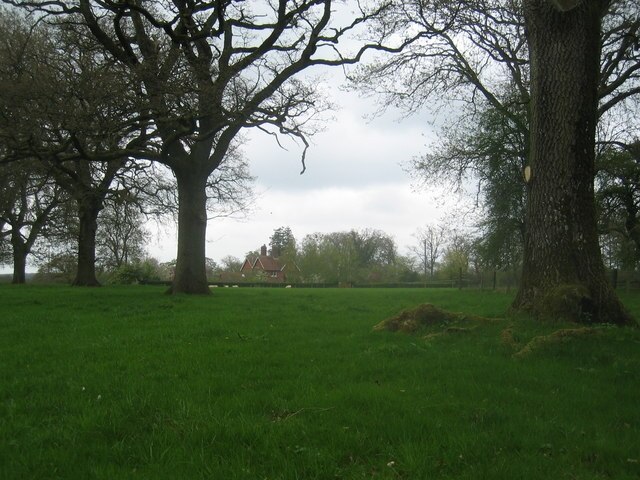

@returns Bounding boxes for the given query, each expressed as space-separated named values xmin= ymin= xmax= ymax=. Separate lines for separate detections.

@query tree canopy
xmin=4 ymin=0 xmax=429 ymax=293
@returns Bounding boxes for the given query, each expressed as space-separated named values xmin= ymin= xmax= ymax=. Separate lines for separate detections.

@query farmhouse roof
xmin=255 ymin=255 xmax=284 ymax=272
xmin=240 ymin=243 xmax=300 ymax=278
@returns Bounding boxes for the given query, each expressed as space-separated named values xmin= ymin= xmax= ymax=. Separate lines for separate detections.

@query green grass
xmin=1 ymin=286 xmax=639 ymax=479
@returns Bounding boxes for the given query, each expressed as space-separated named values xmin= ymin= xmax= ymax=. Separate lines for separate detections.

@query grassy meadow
xmin=1 ymin=285 xmax=639 ymax=479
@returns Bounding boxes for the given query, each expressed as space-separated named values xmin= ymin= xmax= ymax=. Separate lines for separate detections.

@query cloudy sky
xmin=148 ymin=75 xmax=464 ymax=265
xmin=0 ymin=5 xmax=472 ymax=275
xmin=2 ymin=72 xmax=465 ymax=275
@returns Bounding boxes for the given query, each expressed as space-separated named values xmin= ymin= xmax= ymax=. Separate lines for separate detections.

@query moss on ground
xmin=379 ymin=303 xmax=603 ymax=360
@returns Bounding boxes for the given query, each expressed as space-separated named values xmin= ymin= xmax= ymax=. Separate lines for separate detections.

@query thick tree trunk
xmin=623 ymin=201 xmax=640 ymax=260
xmin=11 ymin=242 xmax=27 ymax=284
xmin=168 ymin=168 xmax=210 ymax=294
xmin=72 ymin=197 xmax=102 ymax=287
xmin=514 ymin=0 xmax=634 ymax=325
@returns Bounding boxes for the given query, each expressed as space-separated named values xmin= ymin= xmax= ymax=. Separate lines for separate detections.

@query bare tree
xmin=410 ymin=224 xmax=447 ymax=280
xmin=219 ymin=255 xmax=243 ymax=273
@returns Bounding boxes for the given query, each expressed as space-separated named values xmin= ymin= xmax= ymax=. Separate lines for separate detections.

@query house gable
xmin=240 ymin=258 xmax=254 ymax=272
xmin=240 ymin=244 xmax=299 ymax=282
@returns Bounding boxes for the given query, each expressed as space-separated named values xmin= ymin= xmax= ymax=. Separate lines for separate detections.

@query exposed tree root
xmin=512 ymin=327 xmax=599 ymax=358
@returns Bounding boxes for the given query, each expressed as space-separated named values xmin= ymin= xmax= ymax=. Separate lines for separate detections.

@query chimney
xmin=260 ymin=244 xmax=267 ymax=256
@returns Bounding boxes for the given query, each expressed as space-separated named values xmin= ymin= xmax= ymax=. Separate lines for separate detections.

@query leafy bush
xmin=107 ymin=258 xmax=163 ymax=285
xmin=34 ymin=253 xmax=77 ymax=284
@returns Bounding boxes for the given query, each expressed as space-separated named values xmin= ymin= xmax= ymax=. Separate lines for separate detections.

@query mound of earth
xmin=373 ymin=303 xmax=479 ymax=333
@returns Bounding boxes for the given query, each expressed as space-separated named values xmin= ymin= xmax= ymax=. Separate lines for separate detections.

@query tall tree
xmin=8 ymin=0 xmax=419 ymax=294
xmin=0 ymin=11 xmax=71 ymax=281
xmin=269 ymin=226 xmax=296 ymax=258
xmin=46 ymin=20 xmax=152 ymax=286
xmin=514 ymin=0 xmax=633 ymax=324
xmin=353 ymin=0 xmax=638 ymax=323
xmin=55 ymin=161 xmax=129 ymax=286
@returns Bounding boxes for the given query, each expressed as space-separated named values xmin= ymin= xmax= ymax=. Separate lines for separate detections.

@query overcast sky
xmin=1 ymin=71 xmax=466 ymax=275
xmin=148 ymin=75 xmax=465 ymax=265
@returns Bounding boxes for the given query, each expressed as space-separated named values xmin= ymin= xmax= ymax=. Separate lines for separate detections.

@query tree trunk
xmin=623 ymin=200 xmax=640 ymax=261
xmin=11 ymin=241 xmax=27 ymax=284
xmin=514 ymin=0 xmax=634 ymax=325
xmin=72 ymin=197 xmax=102 ymax=287
xmin=168 ymin=168 xmax=210 ymax=294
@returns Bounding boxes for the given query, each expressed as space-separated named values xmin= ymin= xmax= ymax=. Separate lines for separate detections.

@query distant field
xmin=1 ymin=286 xmax=639 ymax=479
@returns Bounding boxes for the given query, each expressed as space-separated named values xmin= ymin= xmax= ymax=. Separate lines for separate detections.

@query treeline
xmin=22 ymin=220 xmax=640 ymax=289
xmin=213 ymin=226 xmax=518 ymax=286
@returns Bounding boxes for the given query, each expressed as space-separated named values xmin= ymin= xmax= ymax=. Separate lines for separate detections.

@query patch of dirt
xmin=373 ymin=303 xmax=494 ymax=334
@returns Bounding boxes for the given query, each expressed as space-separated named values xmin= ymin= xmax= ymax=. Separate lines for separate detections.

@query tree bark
xmin=514 ymin=0 xmax=634 ymax=325
xmin=168 ymin=168 xmax=210 ymax=294
xmin=11 ymin=242 xmax=27 ymax=284
xmin=72 ymin=196 xmax=103 ymax=287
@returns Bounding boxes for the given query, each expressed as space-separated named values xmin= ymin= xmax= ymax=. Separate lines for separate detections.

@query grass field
xmin=1 ymin=286 xmax=639 ymax=479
